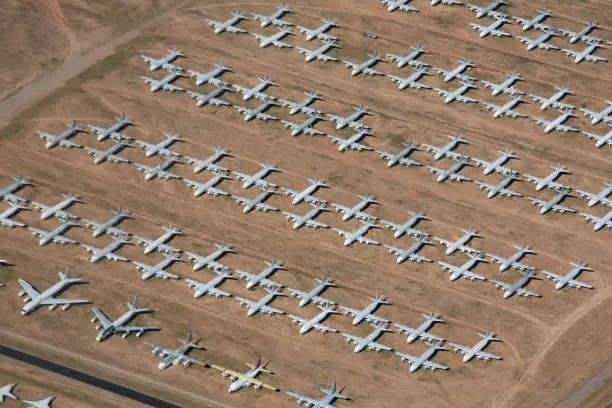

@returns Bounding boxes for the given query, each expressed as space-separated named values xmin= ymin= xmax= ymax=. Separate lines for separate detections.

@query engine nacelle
xmin=346 ymin=338 xmax=352 ymax=344
xmin=136 ymin=331 xmax=144 ymax=338
xmin=122 ymin=332 xmax=129 ymax=339
xmin=222 ymin=371 xmax=230 ymax=378
xmin=91 ymin=317 xmax=98 ymax=323
xmin=61 ymin=304 xmax=71 ymax=311
xmin=23 ymin=296 xmax=30 ymax=303
xmin=48 ymin=304 xmax=57 ymax=311
xmin=18 ymin=290 xmax=26 ymax=297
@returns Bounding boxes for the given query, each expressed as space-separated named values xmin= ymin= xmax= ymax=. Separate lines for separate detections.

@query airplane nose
xmin=410 ymin=365 xmax=417 ymax=373
xmin=554 ymin=283 xmax=562 ymax=290
xmin=503 ymin=292 xmax=511 ymax=299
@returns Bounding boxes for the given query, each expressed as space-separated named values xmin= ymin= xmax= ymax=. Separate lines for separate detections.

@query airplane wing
xmin=476 ymin=181 xmax=495 ymax=192
xmin=205 ymin=187 xmax=229 ymax=197
xmin=281 ymin=120 xmax=299 ymax=131
xmin=354 ymin=211 xmax=378 ymax=222
xmin=114 ymin=325 xmax=161 ymax=335
xmin=554 ymin=124 xmax=579 ymax=133
xmin=341 ymin=333 xmax=363 ymax=344
xmin=0 ymin=218 xmax=26 ymax=228
xmin=362 ymin=68 xmax=384 ymax=76
xmin=515 ymin=288 xmax=541 ymax=297
xmin=92 ymin=308 xmax=113 ymax=329
xmin=304 ymin=219 xmax=329 ymax=229
xmin=107 ymin=154 xmax=131 ymax=164
xmin=434 ymin=88 xmax=450 ymax=98
xmin=52 ymin=235 xmax=78 ymax=245
xmin=422 ymin=360 xmax=449 ymax=371
xmin=84 ymin=147 xmax=102 ymax=157
xmin=232 ymin=171 xmax=249 ymax=181
xmin=366 ymin=313 xmax=390 ymax=324
xmin=448 ymin=342 xmax=472 ymax=354
xmin=567 ymin=279 xmax=594 ymax=289
xmin=311 ymin=295 xmax=336 ymax=307
xmin=271 ymin=40 xmax=292 ymax=48
xmin=537 ymin=42 xmax=559 ymax=50
xmin=175 ymin=353 xmax=208 ymax=367
xmin=327 ymin=135 xmax=346 ymax=145
xmin=551 ymin=204 xmax=576 ymax=214
xmin=28 ymin=227 xmax=47 ymax=238
xmin=492 ymin=280 xmax=511 ymax=290
xmin=584 ymin=55 xmax=608 ymax=63
xmin=158 ymin=170 xmax=182 ymax=180
xmin=255 ymin=113 xmax=278 ymax=121
xmin=455 ymin=95 xmax=479 ymax=104
xmin=302 ymin=126 xmax=326 ymax=136
xmin=162 ymin=84 xmax=184 ymax=92
xmin=339 ymin=306 xmax=358 ymax=317
xmin=209 ymin=98 xmax=231 ymax=107
xmin=462 ymin=270 xmax=486 ymax=281
xmin=29 ymin=201 xmax=49 ymax=212
xmin=562 ymin=49 xmax=579 ymax=58
xmin=132 ymin=235 xmax=152 ymax=246
xmin=18 ymin=279 xmax=40 ymax=300
xmin=357 ymin=236 xmax=380 ymax=245
xmin=316 ymin=54 xmax=337 ymax=62
xmin=347 ymin=142 xmax=373 ymax=152
xmin=367 ymin=341 xmax=393 ymax=352
xmin=341 ymin=60 xmax=357 ymax=69
xmin=409 ymin=81 xmax=431 ymax=90
xmin=288 ymin=314 xmax=307 ymax=326
xmin=255 ymin=203 xmax=279 ymax=212
xmin=420 ymin=332 xmax=445 ymax=343
xmin=397 ymin=4 xmax=418 ymax=12
xmin=141 ymin=76 xmax=157 ymax=86
xmin=474 ymin=350 xmax=502 ymax=360
xmin=40 ymin=297 xmax=90 ymax=307
xmin=207 ymin=287 xmax=233 ymax=297
xmin=432 ymin=67 xmax=449 ymax=77
xmin=226 ymin=26 xmax=246 ymax=34
xmin=105 ymin=253 xmax=129 ymax=262
xmin=157 ymin=243 xmax=181 ymax=255
xmin=58 ymin=139 xmax=82 ymax=149
xmin=541 ymin=271 xmax=562 ymax=282
xmin=409 ymin=254 xmax=433 ymax=263
xmin=490 ymin=29 xmax=511 ymax=37
xmin=286 ymin=391 xmax=317 ymax=405
xmin=448 ymin=173 xmax=472 ymax=183
xmin=528 ymin=197 xmax=546 ymax=207
xmin=260 ymin=305 xmax=285 ymax=315
xmin=523 ymin=174 xmax=541 ymax=185
xmin=503 ymin=109 xmax=528 ymax=119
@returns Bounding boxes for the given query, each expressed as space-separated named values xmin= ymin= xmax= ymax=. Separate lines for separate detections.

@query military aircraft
xmin=233 ymin=189 xmax=279 ymax=214
xmin=423 ymin=135 xmax=468 ymax=161
xmin=140 ymin=47 xmax=184 ymax=71
xmin=340 ymin=294 xmax=390 ymax=326
xmin=133 ymin=225 xmax=183 ymax=255
xmin=187 ymin=61 xmax=231 ymax=86
xmin=233 ymin=162 xmax=279 ymax=190
xmin=286 ymin=276 xmax=336 ymax=307
xmin=0 ymin=175 xmax=32 ymax=203
xmin=207 ymin=9 xmax=249 ymax=34
xmin=132 ymin=254 xmax=182 ymax=281
xmin=183 ymin=173 xmax=231 ymax=198
xmin=252 ymin=1 xmax=293 ymax=28
xmin=80 ymin=236 xmax=132 ymax=263
xmin=146 ymin=331 xmax=207 ymax=370
xmin=481 ymin=71 xmax=523 ymax=96
xmin=183 ymin=146 xmax=231 ymax=175
xmin=331 ymin=193 xmax=378 ymax=222
xmin=385 ymin=238 xmax=433 ymax=264
xmin=394 ymin=313 xmax=445 ymax=344
xmin=433 ymin=58 xmax=475 ymax=82
xmin=380 ymin=208 xmax=429 ymax=239
xmin=580 ymin=101 xmax=612 ymax=125
xmin=528 ymin=190 xmax=576 ymax=215
xmin=434 ymin=80 xmax=479 ymax=104
xmin=427 ymin=158 xmax=473 ymax=183
xmin=82 ymin=207 xmax=134 ymax=238
xmin=0 ymin=201 xmax=29 ymax=228
xmin=328 ymin=128 xmax=374 ymax=152
xmin=185 ymin=242 xmax=237 ymax=272
xmin=528 ymin=86 xmax=574 ymax=111
xmin=468 ymin=0 xmax=509 ymax=18
xmin=388 ymin=68 xmax=431 ymax=90
xmin=513 ymin=9 xmax=553 ymax=31
xmin=492 ymin=271 xmax=541 ymax=299
xmin=343 ymin=323 xmax=394 ymax=353
xmin=252 ymin=27 xmax=294 ymax=48
xmin=448 ymin=331 xmax=502 ymax=362
xmin=386 ymin=45 xmax=429 ymax=68
xmin=282 ymin=113 xmax=326 ymax=137
xmin=287 ymin=381 xmax=350 ymax=408
xmin=333 ymin=221 xmax=381 ymax=247
xmin=136 ymin=132 xmax=183 ymax=157
xmin=524 ymin=163 xmax=571 ymax=192
xmin=92 ymin=296 xmax=161 ymax=342
xmin=576 ymin=182 xmax=612 ymax=207
xmin=533 ymin=109 xmax=579 ymax=133
xmin=376 ymin=140 xmax=422 ymax=168
xmin=517 ymin=29 xmax=559 ymax=51
xmin=543 ymin=260 xmax=593 ymax=290
xmin=185 ymin=269 xmax=236 ymax=298
xmin=134 ymin=155 xmax=182 ymax=182
xmin=562 ymin=41 xmax=607 ymax=64
xmin=37 ymin=121 xmax=85 ymax=149
xmin=559 ymin=18 xmax=599 ymax=44
xmin=236 ymin=287 xmax=286 ymax=317
xmin=283 ymin=205 xmax=329 ymax=230
xmin=438 ymin=253 xmax=488 ymax=281
xmin=297 ymin=17 xmax=337 ymax=41
xmin=582 ymin=211 xmax=612 ymax=232
xmin=279 ymin=89 xmax=324 ymax=115
xmin=18 ymin=268 xmax=89 ymax=316
xmin=288 ymin=305 xmax=340 ymax=335
xmin=85 ymin=137 xmax=132 ymax=165
xmin=0 ymin=383 xmax=17 ymax=402
xmin=396 ymin=341 xmax=449 ymax=373
xmin=29 ymin=222 xmax=80 ymax=246
xmin=235 ymin=98 xmax=278 ymax=122
xmin=297 ymin=39 xmax=339 ymax=62
xmin=431 ymin=0 xmax=462 ymax=5
xmin=470 ymin=16 xmax=512 ymax=38
xmin=342 ymin=52 xmax=385 ymax=76
xmin=23 ymin=397 xmax=56 ymax=408
xmin=187 ymin=85 xmax=233 ymax=107
xmin=381 ymin=0 xmax=418 ymax=13
xmin=141 ymin=67 xmax=185 ymax=92
xmin=234 ymin=75 xmax=276 ymax=101
xmin=583 ymin=129 xmax=612 ymax=148
xmin=88 ymin=114 xmax=134 ymax=141
xmin=472 ymin=148 xmax=519 ymax=176
xmin=327 ymin=105 xmax=373 ymax=130
xmin=476 ymin=175 xmax=523 ymax=199
xmin=31 ymin=193 xmax=84 ymax=221
xmin=482 ymin=96 xmax=528 ymax=119
xmin=210 ymin=357 xmax=280 ymax=393
xmin=487 ymin=244 xmax=536 ymax=272
xmin=236 ymin=258 xmax=285 ymax=290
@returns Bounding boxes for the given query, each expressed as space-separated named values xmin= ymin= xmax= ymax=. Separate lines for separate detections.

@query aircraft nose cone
xmin=299 ymin=327 xmax=307 ymax=335
xmin=487 ymin=192 xmax=495 ymax=198
xmin=463 ymin=356 xmax=469 ymax=363
xmin=554 ymin=283 xmax=562 ymax=290
xmin=410 ymin=365 xmax=417 ymax=373
xmin=503 ymin=291 xmax=511 ymax=299
xmin=539 ymin=208 xmax=547 ymax=214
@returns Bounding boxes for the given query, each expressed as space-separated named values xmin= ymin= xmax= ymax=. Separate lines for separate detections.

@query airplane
xmin=283 ymin=204 xmax=330 ymax=230
xmin=487 ymin=244 xmax=536 ymax=272
xmin=133 ymin=225 xmax=183 ymax=255
xmin=448 ymin=331 xmax=502 ymax=362
xmin=185 ymin=269 xmax=237 ymax=298
xmin=438 ymin=254 xmax=488 ymax=281
xmin=37 ymin=121 xmax=85 ymax=149
xmin=559 ymin=18 xmax=599 ymax=44
xmin=187 ymin=61 xmax=231 ymax=86
xmin=394 ymin=313 xmax=445 ymax=344
xmin=381 ymin=208 xmax=429 ymax=239
xmin=468 ymin=0 xmax=509 ymax=18
xmin=340 ymin=294 xmax=390 ymax=326
xmin=386 ymin=45 xmax=429 ymax=68
xmin=234 ymin=98 xmax=278 ymax=122
xmin=492 ymin=271 xmax=542 ymax=299
xmin=287 ymin=381 xmax=350 ymax=408
xmin=286 ymin=276 xmax=336 ymax=307
xmin=476 ymin=175 xmax=523 ymax=199
xmin=23 ymin=397 xmax=56 ymax=408
xmin=183 ymin=146 xmax=231 ymax=174
xmin=472 ymin=147 xmax=519 ymax=176
xmin=376 ymin=140 xmax=422 ymax=168
xmin=331 ymin=193 xmax=378 ymax=222
xmin=252 ymin=27 xmax=294 ymax=48
xmin=80 ymin=236 xmax=132 ymax=263
xmin=145 ymin=331 xmax=207 ymax=370
xmin=18 ymin=268 xmax=89 ymax=316
xmin=427 ymin=158 xmax=473 ymax=183
xmin=327 ymin=128 xmax=374 ymax=152
xmin=187 ymin=85 xmax=233 ymax=107
xmin=532 ymin=109 xmax=579 ymax=133
xmin=562 ymin=41 xmax=607 ymax=64
xmin=183 ymin=173 xmax=231 ymax=198
xmin=235 ymin=287 xmax=286 ymax=317
xmin=327 ymin=105 xmax=373 ymax=130
xmin=297 ymin=17 xmax=337 ymax=41
xmin=140 ymin=47 xmax=184 ymax=71
xmin=141 ymin=67 xmax=185 ymax=92
xmin=0 ymin=383 xmax=17 ymax=402
xmin=233 ymin=75 xmax=276 ymax=101
xmin=185 ymin=242 xmax=237 ymax=272
xmin=584 ymin=127 xmax=612 ymax=147
xmin=134 ymin=155 xmax=182 ymax=182
xmin=528 ymin=86 xmax=574 ymax=111
xmin=423 ymin=135 xmax=468 ymax=161
xmin=387 ymin=68 xmax=431 ymax=90
xmin=252 ymin=1 xmax=293 ymax=28
xmin=84 ymin=137 xmax=132 ymax=164
xmin=385 ymin=238 xmax=433 ymax=264
xmin=581 ymin=211 xmax=612 ymax=232
xmin=29 ymin=222 xmax=80 ymax=246
xmin=524 ymin=163 xmax=571 ymax=192
xmin=470 ymin=15 xmax=512 ymax=38
xmin=233 ymin=162 xmax=279 ymax=190
xmin=576 ymin=182 xmax=612 ymax=207
xmin=207 ymin=9 xmax=249 ymax=34
xmin=381 ymin=0 xmax=418 ymax=13
xmin=342 ymin=52 xmax=385 ymax=77
xmin=233 ymin=189 xmax=279 ymax=214
xmin=0 ymin=201 xmax=29 ymax=228
xmin=31 ymin=193 xmax=84 ymax=221
xmin=513 ymin=9 xmax=553 ymax=31
xmin=481 ymin=71 xmax=523 ymax=96
xmin=434 ymin=226 xmax=482 ymax=255
xmin=235 ymin=258 xmax=285 ymax=290
xmin=297 ymin=39 xmax=340 ymax=62
xmin=343 ymin=323 xmax=394 ymax=353
xmin=210 ymin=356 xmax=280 ymax=393
xmin=528 ymin=190 xmax=576 ymax=215
xmin=288 ymin=305 xmax=340 ymax=335
xmin=91 ymin=296 xmax=161 ymax=342
xmin=482 ymin=96 xmax=528 ymax=119
xmin=282 ymin=113 xmax=326 ymax=137
xmin=580 ymin=101 xmax=612 ymax=125
xmin=431 ymin=0 xmax=463 ymax=5
xmin=279 ymin=89 xmax=324 ymax=115
xmin=88 ymin=113 xmax=134 ymax=141
xmin=135 ymin=132 xmax=183 ymax=157
xmin=333 ymin=221 xmax=381 ymax=247
xmin=517 ymin=29 xmax=559 ymax=51
xmin=543 ymin=260 xmax=593 ymax=290
xmin=433 ymin=58 xmax=475 ymax=82
xmin=132 ymin=254 xmax=182 ymax=281
xmin=0 ymin=175 xmax=32 ymax=203
xmin=82 ymin=207 xmax=134 ymax=238
xmin=434 ymin=80 xmax=479 ymax=104
xmin=396 ymin=340 xmax=449 ymax=372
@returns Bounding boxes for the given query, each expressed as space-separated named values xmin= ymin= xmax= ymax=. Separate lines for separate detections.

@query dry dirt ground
xmin=0 ymin=0 xmax=611 ymax=407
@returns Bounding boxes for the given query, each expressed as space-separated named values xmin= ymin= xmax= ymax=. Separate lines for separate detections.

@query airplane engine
xmin=61 ymin=304 xmax=71 ymax=311
xmin=91 ymin=317 xmax=98 ymax=323
xmin=48 ymin=304 xmax=58 ymax=311
xmin=18 ymin=290 xmax=26 ymax=297
xmin=182 ymin=361 xmax=190 ymax=367
xmin=222 ymin=371 xmax=231 ymax=378
xmin=254 ymin=384 xmax=262 ymax=391
xmin=292 ymin=320 xmax=300 ymax=325
xmin=95 ymin=324 xmax=102 ymax=330
xmin=173 ymin=359 xmax=180 ymax=366
xmin=136 ymin=331 xmax=144 ymax=338
xmin=122 ymin=332 xmax=130 ymax=339
xmin=345 ymin=338 xmax=352 ymax=344
xmin=23 ymin=296 xmax=30 ymax=302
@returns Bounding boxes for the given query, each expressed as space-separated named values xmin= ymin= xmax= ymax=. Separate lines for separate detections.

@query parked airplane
xmin=31 ymin=193 xmax=83 ymax=221
xmin=576 ymin=182 xmax=612 ymax=207
xmin=381 ymin=0 xmax=418 ymax=13
xmin=185 ymin=242 xmax=237 ymax=272
xmin=29 ymin=222 xmax=81 ymax=246
xmin=582 ymin=211 xmax=612 ymax=231
xmin=517 ymin=29 xmax=559 ymax=51
xmin=282 ymin=178 xmax=327 ymax=206
xmin=328 ymin=128 xmax=374 ymax=152
xmin=279 ymin=89 xmax=324 ymax=115
xmin=449 ymin=331 xmax=502 ymax=362
xmin=470 ymin=16 xmax=512 ymax=38
xmin=88 ymin=114 xmax=134 ymax=141
xmin=331 ymin=193 xmax=378 ymax=222
xmin=533 ymin=109 xmax=579 ymax=133
xmin=340 ymin=294 xmax=390 ymax=326
xmin=85 ymin=137 xmax=132 ymax=165
xmin=423 ymin=135 xmax=468 ymax=161
xmin=210 ymin=357 xmax=280 ymax=392
xmin=252 ymin=1 xmax=293 ymax=28
xmin=185 ymin=269 xmax=236 ymax=298
xmin=146 ymin=331 xmax=207 ymax=370
xmin=252 ymin=27 xmax=294 ymax=48
xmin=473 ymin=148 xmax=518 ymax=176
xmin=333 ymin=221 xmax=381 ymax=246
xmin=528 ymin=190 xmax=576 ymax=215
xmin=183 ymin=146 xmax=231 ymax=174
xmin=524 ymin=163 xmax=571 ymax=192
xmin=381 ymin=209 xmax=429 ymax=239
xmin=187 ymin=85 xmax=233 ymax=107
xmin=386 ymin=45 xmax=429 ymax=68
xmin=283 ymin=205 xmax=329 ymax=230
xmin=23 ymin=397 xmax=56 ymax=408
xmin=327 ymin=105 xmax=373 ymax=130
xmin=233 ymin=189 xmax=279 ymax=214
xmin=529 ymin=86 xmax=574 ymax=111
xmin=580 ymin=101 xmax=612 ymax=125
xmin=583 ymin=129 xmax=612 ymax=148
xmin=141 ymin=67 xmax=185 ymax=92
xmin=287 ymin=381 xmax=350 ymax=408
xmin=236 ymin=287 xmax=286 ymax=316
xmin=433 ymin=58 xmax=475 ymax=82
xmin=476 ymin=175 xmax=523 ymax=199
xmin=562 ymin=41 xmax=607 ymax=64
xmin=481 ymin=71 xmax=523 ymax=96
xmin=427 ymin=158 xmax=473 ymax=183
xmin=235 ymin=98 xmax=278 ymax=122
xmin=385 ymin=238 xmax=433 ymax=264
xmin=134 ymin=155 xmax=182 ymax=181
xmin=37 ymin=121 xmax=85 ymax=149
xmin=286 ymin=276 xmax=336 ymax=307
xmin=396 ymin=341 xmax=449 ymax=372
xmin=388 ymin=68 xmax=431 ymax=90
xmin=136 ymin=132 xmax=183 ymax=157
xmin=18 ymin=269 xmax=89 ymax=316
xmin=342 ymin=52 xmax=385 ymax=76
xmin=513 ymin=9 xmax=553 ymax=31
xmin=376 ymin=140 xmax=422 ymax=168
xmin=83 ymin=208 xmax=133 ymax=238
xmin=468 ymin=0 xmax=509 ymax=18
xmin=559 ymin=18 xmax=599 ymax=44
xmin=438 ymin=253 xmax=488 ymax=281
xmin=133 ymin=225 xmax=183 ymax=255
xmin=343 ymin=323 xmax=394 ymax=353
xmin=394 ymin=313 xmax=445 ymax=344
xmin=543 ymin=260 xmax=593 ymax=290
xmin=482 ymin=96 xmax=528 ymax=118
xmin=80 ymin=236 xmax=132 ymax=263
xmin=0 ymin=201 xmax=29 ymax=228
xmin=233 ymin=162 xmax=279 ymax=189
xmin=298 ymin=17 xmax=337 ymax=41
xmin=140 ymin=47 xmax=183 ymax=71
xmin=0 ymin=176 xmax=32 ymax=203
xmin=0 ymin=383 xmax=17 ymax=402
xmin=288 ymin=305 xmax=340 ymax=335
xmin=298 ymin=39 xmax=339 ymax=62
xmin=236 ymin=258 xmax=285 ymax=290
xmin=487 ymin=245 xmax=536 ymax=272
xmin=234 ymin=75 xmax=276 ymax=101
xmin=207 ymin=9 xmax=249 ymax=34
xmin=92 ymin=296 xmax=160 ymax=342
xmin=434 ymin=80 xmax=479 ymax=104
xmin=431 ymin=0 xmax=462 ymax=5
xmin=183 ymin=173 xmax=231 ymax=198
xmin=492 ymin=271 xmax=541 ymax=299
xmin=132 ymin=253 xmax=182 ymax=280
xmin=188 ymin=61 xmax=231 ymax=86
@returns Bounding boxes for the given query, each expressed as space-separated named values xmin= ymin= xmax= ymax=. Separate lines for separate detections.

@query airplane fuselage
xmin=351 ymin=57 xmax=378 ymax=76
xmin=461 ymin=340 xmax=488 ymax=362
xmin=436 ymin=160 xmax=468 ymax=182
xmin=39 ymin=224 xmax=73 ymax=246
xmin=527 ymin=33 xmax=554 ymax=50
xmin=482 ymin=155 xmax=510 ymax=175
xmin=258 ymin=30 xmax=290 ymax=48
xmin=43 ymin=129 xmax=80 ymax=149
xmin=305 ymin=43 xmax=335 ymax=62
xmin=522 ymin=13 xmax=547 ymax=30
xmin=247 ymin=292 xmax=278 ymax=316
xmin=554 ymin=266 xmax=586 ymax=289
xmin=539 ymin=192 xmax=569 ymax=214
xmin=305 ymin=23 xmax=333 ymax=40
xmin=449 ymin=258 xmax=481 ymax=281
xmin=40 ymin=196 xmax=77 ymax=220
xmin=475 ymin=1 xmax=503 ymax=18
xmin=143 ymin=231 xmax=176 ymax=254
xmin=242 ymin=168 xmax=272 ymax=189
xmin=195 ymin=88 xmax=226 ymax=106
xmin=444 ymin=84 xmax=471 ymax=104
xmin=335 ymin=111 xmax=365 ymax=130
xmin=498 ymin=250 xmax=528 ymax=272
xmin=341 ymin=199 xmax=370 ymax=221
xmin=94 ymin=141 xmax=129 ymax=164
xmin=486 ymin=176 xmax=515 ymax=198
xmin=194 ymin=68 xmax=225 ymax=85
xmin=192 ymin=174 xmax=226 ymax=197
xmin=502 ymin=275 xmax=532 ymax=298
xmin=397 ymin=70 xmax=427 ymax=89
xmin=491 ymin=77 xmax=517 ymax=96
xmin=338 ymin=130 xmax=369 ymax=152
xmin=444 ymin=233 xmax=472 ymax=255
xmin=479 ymin=19 xmax=506 ymax=38
xmin=194 ymin=274 xmax=229 ymax=297
xmin=406 ymin=319 xmax=436 ymax=343
xmin=569 ymin=24 xmax=595 ymax=44
xmin=572 ymin=44 xmax=598 ymax=63
xmin=299 ymin=309 xmax=333 ymax=334
xmin=96 ymin=310 xmax=137 ymax=341
xmin=396 ymin=240 xmax=427 ymax=263
xmin=544 ymin=112 xmax=573 ymax=133
xmin=145 ymin=138 xmax=176 ymax=157
xmin=350 ymin=301 xmax=380 ymax=325
xmin=535 ymin=170 xmax=562 ymax=191
xmin=191 ymin=247 xmax=230 ymax=271
xmin=242 ymin=82 xmax=269 ymax=101
xmin=0 ymin=180 xmax=28 ymax=200
xmin=215 ymin=16 xmax=242 ymax=33
xmin=21 ymin=280 xmax=74 ymax=315
xmin=243 ymin=101 xmax=274 ymax=121
xmin=353 ymin=328 xmax=385 ymax=353
xmin=392 ymin=215 xmax=421 ymax=238
xmin=140 ymin=257 xmax=176 ymax=280
xmin=343 ymin=224 xmax=375 ymax=246
xmin=385 ymin=145 xmax=417 ymax=167
xmin=396 ymin=49 xmax=424 ymax=68
xmin=292 ymin=207 xmax=325 ymax=229
xmin=493 ymin=98 xmax=522 ymax=118
xmin=245 ymin=264 xmax=281 ymax=289
xmin=94 ymin=121 xmax=129 ymax=141
xmin=297 ymin=283 xmax=328 ymax=307
xmin=90 ymin=241 xmax=124 ymax=263
xmin=586 ymin=185 xmax=612 ymax=206
xmin=443 ymin=63 xmax=469 ymax=81
xmin=591 ymin=212 xmax=612 ymax=232
xmin=410 ymin=346 xmax=439 ymax=372
xmin=92 ymin=214 xmax=124 ymax=237
xmin=288 ymin=96 xmax=316 ymax=115
xmin=242 ymin=191 xmax=273 ymax=213
xmin=149 ymin=72 xmax=181 ymax=92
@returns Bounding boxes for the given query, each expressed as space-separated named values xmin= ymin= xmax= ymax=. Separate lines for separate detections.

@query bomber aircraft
xmin=543 ymin=261 xmax=593 ymax=290
xmin=80 ymin=236 xmax=132 ymax=263
xmin=210 ymin=357 xmax=280 ymax=393
xmin=298 ymin=17 xmax=338 ymax=41
xmin=287 ymin=381 xmax=350 ymax=408
xmin=91 ymin=296 xmax=160 ymax=342
xmin=18 ymin=268 xmax=89 ymax=315
xmin=396 ymin=341 xmax=449 ymax=373
xmin=342 ymin=323 xmax=394 ymax=353
xmin=37 ymin=121 xmax=85 ymax=149
xmin=140 ymin=47 xmax=183 ymax=71
xmin=185 ymin=269 xmax=236 ymax=298
xmin=133 ymin=225 xmax=183 ymax=255
xmin=376 ymin=140 xmax=422 ymax=168
xmin=386 ymin=45 xmax=429 ymax=68
xmin=288 ymin=305 xmax=340 ymax=335
xmin=491 ymin=271 xmax=542 ymax=299
xmin=394 ymin=313 xmax=445 ymax=344
xmin=82 ymin=207 xmax=133 ymax=238
xmin=438 ymin=253 xmax=489 ymax=281
xmin=88 ymin=113 xmax=133 ymax=141
xmin=286 ymin=276 xmax=336 ymax=307
xmin=207 ymin=9 xmax=249 ymax=34
xmin=340 ymin=294 xmax=390 ymax=326
xmin=146 ymin=331 xmax=207 ymax=370
xmin=449 ymin=331 xmax=502 ymax=362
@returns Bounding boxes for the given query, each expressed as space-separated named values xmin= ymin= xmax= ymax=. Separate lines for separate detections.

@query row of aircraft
xmin=0 ymin=384 xmax=54 ymax=408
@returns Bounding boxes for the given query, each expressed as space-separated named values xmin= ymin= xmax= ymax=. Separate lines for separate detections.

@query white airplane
xmin=210 ymin=357 xmax=280 ymax=393
xmin=487 ymin=244 xmax=536 ymax=272
xmin=529 ymin=86 xmax=574 ymax=111
xmin=438 ymin=253 xmax=488 ymax=281
xmin=279 ymin=89 xmax=324 ymax=115
xmin=533 ymin=109 xmax=579 ymax=133
xmin=252 ymin=27 xmax=294 ymax=48
xmin=284 ymin=205 xmax=330 ymax=230
xmin=31 ymin=193 xmax=84 ymax=221
xmin=476 ymin=175 xmax=523 ymax=199
xmin=146 ymin=331 xmax=207 ymax=370
xmin=183 ymin=146 xmax=231 ymax=174
xmin=431 ymin=0 xmax=463 ymax=5
xmin=583 ymin=129 xmax=612 ymax=149
xmin=427 ymin=158 xmax=473 ymax=183
xmin=236 ymin=258 xmax=285 ymax=290
xmin=286 ymin=276 xmax=336 ymax=307
xmin=297 ymin=17 xmax=337 ymax=41
xmin=517 ymin=29 xmax=559 ymax=51
xmin=482 ymin=96 xmax=528 ymax=119
xmin=386 ymin=45 xmax=429 ymax=68
xmin=582 ymin=211 xmax=612 ymax=232
xmin=434 ymin=80 xmax=479 ymax=104
xmin=133 ymin=225 xmax=183 ymax=255
xmin=331 ymin=193 xmax=378 ymax=222
xmin=423 ymin=135 xmax=468 ymax=161
xmin=88 ymin=113 xmax=134 ymax=141
xmin=580 ymin=101 xmax=612 ymax=125
xmin=236 ymin=287 xmax=286 ymax=317
xmin=394 ymin=313 xmax=445 ymax=344
xmin=82 ymin=208 xmax=134 ymax=238
xmin=513 ymin=9 xmax=553 ymax=31
xmin=252 ymin=1 xmax=293 ymax=28
xmin=433 ymin=58 xmax=475 ymax=82
xmin=92 ymin=296 xmax=161 ymax=342
xmin=385 ymin=238 xmax=433 ymax=264
xmin=235 ymin=98 xmax=278 ymax=122
xmin=327 ymin=105 xmax=373 ymax=130
xmin=234 ymin=75 xmax=276 ymax=101
xmin=396 ymin=341 xmax=449 ymax=373
xmin=381 ymin=209 xmax=429 ymax=239
xmin=333 ymin=221 xmax=381 ymax=247
xmin=492 ymin=271 xmax=541 ymax=299
xmin=472 ymin=147 xmax=519 ymax=176
xmin=85 ymin=137 xmax=132 ymax=165
xmin=141 ymin=67 xmax=185 ymax=92
xmin=207 ymin=9 xmax=249 ymax=34
xmin=528 ymin=190 xmax=576 ymax=215
xmin=449 ymin=331 xmax=502 ymax=362
xmin=559 ymin=18 xmax=599 ymax=44
xmin=188 ymin=61 xmax=231 ymax=86
xmin=342 ymin=52 xmax=385 ymax=77
xmin=80 ymin=236 xmax=132 ymax=263
xmin=524 ymin=163 xmax=571 ymax=192
xmin=185 ymin=242 xmax=237 ymax=272
xmin=340 ymin=294 xmax=390 ymax=326
xmin=185 ymin=269 xmax=236 ymax=298
xmin=29 ymin=222 xmax=80 ymax=246
xmin=233 ymin=162 xmax=279 ymax=189
xmin=0 ymin=383 xmax=17 ymax=402
xmin=470 ymin=16 xmax=512 ymax=38
xmin=282 ymin=178 xmax=328 ymax=206
xmin=18 ymin=269 xmax=89 ymax=316
xmin=297 ymin=39 xmax=339 ymax=62
xmin=183 ymin=173 xmax=231 ymax=198
xmin=136 ymin=132 xmax=183 ymax=157
xmin=187 ymin=85 xmax=233 ymax=107
xmin=134 ymin=155 xmax=182 ymax=182
xmin=23 ymin=397 xmax=56 ymax=408
xmin=327 ymin=128 xmax=374 ymax=152
xmin=543 ymin=260 xmax=593 ymax=290
xmin=562 ymin=41 xmax=607 ymax=64
xmin=140 ymin=47 xmax=183 ymax=71
xmin=287 ymin=381 xmax=350 ymax=408
xmin=288 ymin=305 xmax=340 ymax=335
xmin=381 ymin=0 xmax=418 ymax=13
xmin=388 ymin=68 xmax=431 ymax=90
xmin=233 ymin=188 xmax=279 ymax=214
xmin=468 ymin=0 xmax=509 ymax=18
xmin=132 ymin=253 xmax=182 ymax=281
xmin=481 ymin=71 xmax=523 ymax=96
xmin=37 ymin=121 xmax=85 ymax=149
xmin=576 ymin=182 xmax=612 ymax=207
xmin=376 ymin=140 xmax=422 ymax=168
xmin=0 ymin=201 xmax=29 ymax=228
xmin=0 ymin=175 xmax=32 ymax=203
xmin=343 ymin=323 xmax=394 ymax=353
xmin=282 ymin=113 xmax=326 ymax=137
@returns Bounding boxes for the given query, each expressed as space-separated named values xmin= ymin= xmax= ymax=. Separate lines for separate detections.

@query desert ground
xmin=0 ymin=0 xmax=610 ymax=407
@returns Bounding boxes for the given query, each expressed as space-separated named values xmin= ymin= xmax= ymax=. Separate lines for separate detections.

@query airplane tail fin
xmin=571 ymin=260 xmax=592 ymax=271
xmin=114 ymin=207 xmax=135 ymax=219
xmin=261 ymin=161 xmax=279 ymax=171
xmin=251 ymin=357 xmax=274 ymax=374
xmin=116 ymin=113 xmax=133 ymax=125
xmin=461 ymin=226 xmax=481 ymax=237
xmin=12 ymin=175 xmax=33 ymax=185
xmin=163 ymin=225 xmax=184 ymax=235
xmin=370 ymin=294 xmax=391 ymax=305
xmin=513 ymin=244 xmax=536 ymax=254
xmin=305 ymin=89 xmax=324 ymax=100
xmin=215 ymin=241 xmax=237 ymax=253
xmin=67 ymin=120 xmax=85 ymax=132
xmin=478 ymin=331 xmax=502 ymax=342
xmin=214 ymin=61 xmax=232 ymax=72
xmin=315 ymin=276 xmax=336 ymax=287
xmin=63 ymin=192 xmax=86 ymax=203
xmin=260 ymin=75 xmax=276 ymax=86
xmin=58 ymin=267 xmax=80 ymax=283
xmin=308 ymin=177 xmax=328 ymax=188
xmin=551 ymin=162 xmax=571 ymax=174
xmin=424 ymin=312 xmax=445 ymax=323
xmin=360 ymin=193 xmax=378 ymax=203
xmin=213 ymin=145 xmax=231 ymax=157
xmin=265 ymin=258 xmax=284 ymax=269
xmin=412 ymin=43 xmax=427 ymax=53
xmin=168 ymin=47 xmax=184 ymax=57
